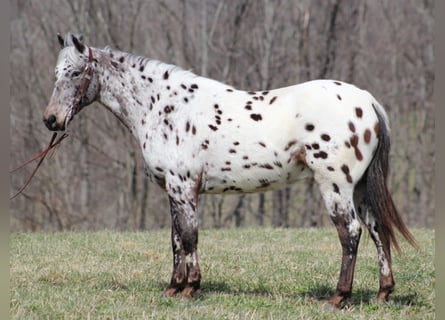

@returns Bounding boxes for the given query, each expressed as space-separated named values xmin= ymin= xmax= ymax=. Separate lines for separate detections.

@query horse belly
xmin=201 ymin=153 xmax=312 ymax=194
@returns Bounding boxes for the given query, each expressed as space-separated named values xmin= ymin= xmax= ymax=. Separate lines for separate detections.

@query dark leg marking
xmin=164 ymin=196 xmax=201 ymax=298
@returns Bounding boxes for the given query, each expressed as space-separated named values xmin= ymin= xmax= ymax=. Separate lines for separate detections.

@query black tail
xmin=366 ymin=104 xmax=418 ymax=255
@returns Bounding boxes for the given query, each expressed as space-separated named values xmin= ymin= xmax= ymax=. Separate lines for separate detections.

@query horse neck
xmin=94 ymin=48 xmax=176 ymax=135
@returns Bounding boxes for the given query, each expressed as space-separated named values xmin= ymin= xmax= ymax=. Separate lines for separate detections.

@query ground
xmin=10 ymin=228 xmax=434 ymax=319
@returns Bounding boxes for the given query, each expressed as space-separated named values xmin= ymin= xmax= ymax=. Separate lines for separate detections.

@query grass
xmin=10 ymin=228 xmax=434 ymax=319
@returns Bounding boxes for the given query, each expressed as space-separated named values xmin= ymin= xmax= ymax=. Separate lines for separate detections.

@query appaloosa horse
xmin=43 ymin=33 xmax=417 ymax=308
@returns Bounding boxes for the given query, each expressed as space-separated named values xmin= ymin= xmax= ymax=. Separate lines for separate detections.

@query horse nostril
xmin=44 ymin=114 xmax=57 ymax=130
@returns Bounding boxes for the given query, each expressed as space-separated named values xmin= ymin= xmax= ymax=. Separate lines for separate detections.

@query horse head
xmin=43 ymin=33 xmax=100 ymax=131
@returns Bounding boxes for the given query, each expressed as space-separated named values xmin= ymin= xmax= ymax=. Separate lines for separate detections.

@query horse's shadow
xmin=154 ymin=280 xmax=420 ymax=307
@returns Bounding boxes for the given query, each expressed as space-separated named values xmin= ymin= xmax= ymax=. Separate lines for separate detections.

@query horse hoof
xmin=180 ymin=286 xmax=195 ymax=298
xmin=376 ymin=290 xmax=393 ymax=303
xmin=163 ymin=287 xmax=178 ymax=297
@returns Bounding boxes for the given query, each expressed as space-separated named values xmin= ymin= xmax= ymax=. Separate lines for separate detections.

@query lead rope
xmin=10 ymin=47 xmax=94 ymax=200
xmin=10 ymin=132 xmax=69 ymax=200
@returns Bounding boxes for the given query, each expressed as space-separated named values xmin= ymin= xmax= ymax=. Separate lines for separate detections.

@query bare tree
xmin=10 ymin=0 xmax=434 ymax=231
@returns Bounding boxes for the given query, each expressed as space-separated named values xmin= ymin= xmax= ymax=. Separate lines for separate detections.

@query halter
xmin=65 ymin=47 xmax=94 ymax=129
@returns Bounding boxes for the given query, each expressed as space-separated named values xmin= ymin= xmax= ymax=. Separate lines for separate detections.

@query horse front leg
xmin=163 ymin=195 xmax=201 ymax=298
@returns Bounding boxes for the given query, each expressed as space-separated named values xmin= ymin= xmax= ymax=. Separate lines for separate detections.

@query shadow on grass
xmin=137 ymin=279 xmax=422 ymax=308
xmin=190 ymin=280 xmax=420 ymax=307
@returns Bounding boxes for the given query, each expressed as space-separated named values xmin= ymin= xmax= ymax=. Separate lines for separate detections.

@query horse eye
xmin=72 ymin=71 xmax=81 ymax=77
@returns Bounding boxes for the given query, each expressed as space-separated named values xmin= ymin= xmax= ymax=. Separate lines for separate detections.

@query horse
xmin=43 ymin=33 xmax=417 ymax=309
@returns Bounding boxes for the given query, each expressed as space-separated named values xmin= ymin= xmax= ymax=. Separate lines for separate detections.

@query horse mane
xmin=102 ymin=46 xmax=197 ymax=80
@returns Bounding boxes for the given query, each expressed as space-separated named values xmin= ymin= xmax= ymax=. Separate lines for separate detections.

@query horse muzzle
xmin=43 ymin=114 xmax=66 ymax=131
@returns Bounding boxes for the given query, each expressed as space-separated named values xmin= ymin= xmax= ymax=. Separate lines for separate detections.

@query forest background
xmin=10 ymin=0 xmax=434 ymax=231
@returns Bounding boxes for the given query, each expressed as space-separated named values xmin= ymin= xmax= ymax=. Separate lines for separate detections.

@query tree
xmin=10 ymin=0 xmax=434 ymax=231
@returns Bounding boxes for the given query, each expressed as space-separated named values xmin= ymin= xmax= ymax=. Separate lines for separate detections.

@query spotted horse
xmin=43 ymin=33 xmax=417 ymax=309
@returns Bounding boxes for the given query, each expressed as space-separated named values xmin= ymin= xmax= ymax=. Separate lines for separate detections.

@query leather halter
xmin=65 ymin=47 xmax=94 ymax=128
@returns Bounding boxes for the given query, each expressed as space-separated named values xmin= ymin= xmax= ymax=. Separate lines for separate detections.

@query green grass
xmin=10 ymin=228 xmax=434 ymax=319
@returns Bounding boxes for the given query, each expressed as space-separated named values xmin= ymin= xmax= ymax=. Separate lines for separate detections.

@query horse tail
xmin=365 ymin=103 xmax=418 ymax=254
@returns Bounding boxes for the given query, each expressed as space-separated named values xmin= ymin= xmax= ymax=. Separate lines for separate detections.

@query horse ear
xmin=72 ymin=35 xmax=86 ymax=54
xmin=57 ymin=33 xmax=64 ymax=48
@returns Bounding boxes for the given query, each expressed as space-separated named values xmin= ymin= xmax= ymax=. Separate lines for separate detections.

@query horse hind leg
xmin=319 ymin=182 xmax=362 ymax=309
xmin=353 ymin=181 xmax=395 ymax=303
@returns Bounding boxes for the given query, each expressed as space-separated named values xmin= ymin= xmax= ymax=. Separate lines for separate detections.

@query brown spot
xmin=355 ymin=107 xmax=363 ymax=118
xmin=374 ymin=122 xmax=380 ymax=137
xmin=314 ymin=151 xmax=328 ymax=159
xmin=243 ymin=156 xmax=249 ymax=160
xmin=350 ymin=134 xmax=363 ymax=160
xmin=226 ymin=88 xmax=233 ymax=92
xmin=245 ymin=105 xmax=252 ymax=110
xmin=305 ymin=123 xmax=315 ymax=131
xmin=292 ymin=146 xmax=308 ymax=166
xmin=191 ymin=84 xmax=198 ymax=89
xmin=345 ymin=141 xmax=351 ymax=148
xmin=258 ymin=142 xmax=266 ymax=148
xmin=341 ymin=164 xmax=353 ymax=183
xmin=274 ymin=161 xmax=283 ymax=168
xmin=185 ymin=121 xmax=190 ymax=132
xmin=192 ymin=126 xmax=197 ymax=135
xmin=284 ymin=140 xmax=298 ymax=151
xmin=311 ymin=143 xmax=320 ymax=150
xmin=269 ymin=96 xmax=277 ymax=104
xmin=250 ymin=114 xmax=263 ymax=121
xmin=334 ymin=81 xmax=342 ymax=86
xmin=260 ymin=164 xmax=274 ymax=170
xmin=243 ymin=164 xmax=251 ymax=169
xmin=208 ymin=124 xmax=218 ymax=131
xmin=337 ymin=94 xmax=342 ymax=100
xmin=350 ymin=134 xmax=359 ymax=147
xmin=348 ymin=121 xmax=356 ymax=132
xmin=229 ymin=149 xmax=236 ymax=153
xmin=258 ymin=180 xmax=271 ymax=188
xmin=163 ymin=70 xmax=169 ymax=79
xmin=364 ymin=129 xmax=372 ymax=144
xmin=327 ymin=166 xmax=335 ymax=171
xmin=333 ymin=183 xmax=340 ymax=194
xmin=321 ymin=134 xmax=331 ymax=141
xmin=221 ymin=167 xmax=231 ymax=172
xmin=354 ymin=149 xmax=363 ymax=161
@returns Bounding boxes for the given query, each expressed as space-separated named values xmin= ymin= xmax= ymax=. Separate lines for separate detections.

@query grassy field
xmin=10 ymin=228 xmax=434 ymax=319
